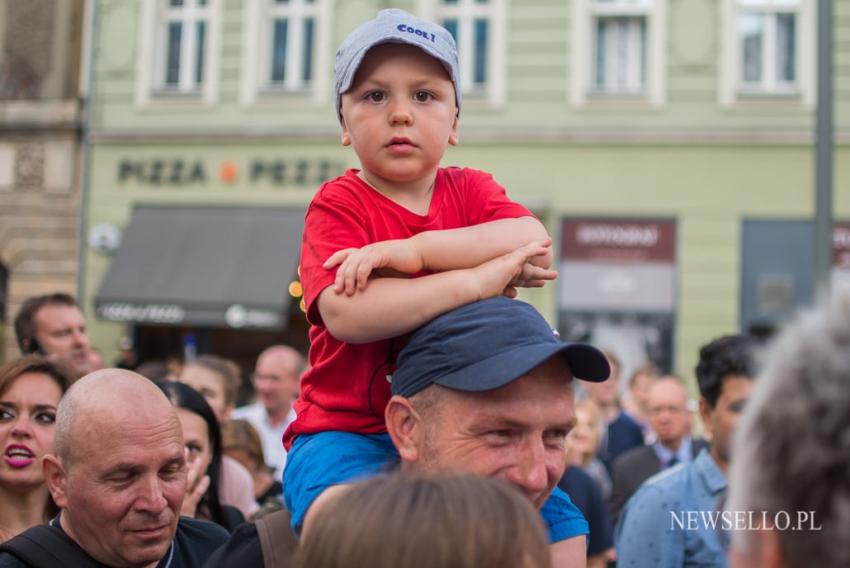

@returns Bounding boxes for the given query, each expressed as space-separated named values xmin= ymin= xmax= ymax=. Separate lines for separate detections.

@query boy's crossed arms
xmin=318 ymin=217 xmax=557 ymax=343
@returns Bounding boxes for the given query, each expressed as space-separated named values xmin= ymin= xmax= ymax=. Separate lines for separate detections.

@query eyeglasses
xmin=649 ymin=405 xmax=688 ymax=416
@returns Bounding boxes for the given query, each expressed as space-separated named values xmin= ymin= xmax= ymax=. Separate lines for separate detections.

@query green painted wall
xmin=90 ymin=0 xmax=850 ymax=135
xmin=82 ymin=0 xmax=850 ymax=379
xmin=82 ymin=140 xmax=850 ymax=382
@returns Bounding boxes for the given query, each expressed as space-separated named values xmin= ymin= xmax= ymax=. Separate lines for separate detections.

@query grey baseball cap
xmin=334 ymin=9 xmax=461 ymax=119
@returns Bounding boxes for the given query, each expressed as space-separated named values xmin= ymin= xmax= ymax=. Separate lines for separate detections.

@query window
xmin=157 ymin=0 xmax=210 ymax=93
xmin=136 ymin=0 xmax=221 ymax=105
xmin=721 ymin=0 xmax=813 ymax=105
xmin=572 ymin=0 xmax=666 ymax=106
xmin=418 ymin=0 xmax=506 ymax=106
xmin=240 ymin=0 xmax=331 ymax=104
xmin=738 ymin=0 xmax=798 ymax=93
xmin=264 ymin=0 xmax=320 ymax=91
xmin=594 ymin=12 xmax=647 ymax=95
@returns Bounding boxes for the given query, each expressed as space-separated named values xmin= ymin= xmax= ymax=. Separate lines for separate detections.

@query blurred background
xmin=0 ymin=0 xmax=847 ymax=387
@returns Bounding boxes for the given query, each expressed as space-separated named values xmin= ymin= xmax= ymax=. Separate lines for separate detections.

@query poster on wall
xmin=558 ymin=217 xmax=677 ymax=382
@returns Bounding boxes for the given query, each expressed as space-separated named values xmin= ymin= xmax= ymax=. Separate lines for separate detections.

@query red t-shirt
xmin=284 ymin=167 xmax=533 ymax=448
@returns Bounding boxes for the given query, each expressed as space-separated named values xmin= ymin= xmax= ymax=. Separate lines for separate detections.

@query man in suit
xmin=609 ymin=376 xmax=705 ymax=523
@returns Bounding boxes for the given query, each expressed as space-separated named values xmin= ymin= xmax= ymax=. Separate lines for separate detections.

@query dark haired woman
xmin=156 ymin=381 xmax=245 ymax=532
xmin=0 ymin=356 xmax=73 ymax=542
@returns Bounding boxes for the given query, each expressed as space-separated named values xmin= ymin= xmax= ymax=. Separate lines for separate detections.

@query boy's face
xmin=340 ymin=43 xmax=458 ymax=191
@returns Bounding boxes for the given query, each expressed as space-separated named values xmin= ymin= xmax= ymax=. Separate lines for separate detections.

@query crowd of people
xmin=1 ymin=8 xmax=847 ymax=568
xmin=1 ymin=287 xmax=848 ymax=567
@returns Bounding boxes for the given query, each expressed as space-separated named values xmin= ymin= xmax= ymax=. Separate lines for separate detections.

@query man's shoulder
xmin=0 ymin=552 xmax=28 ymax=568
xmin=630 ymin=461 xmax=691 ymax=507
xmin=612 ymin=444 xmax=656 ymax=472
xmin=172 ymin=517 xmax=230 ymax=566
xmin=231 ymin=404 xmax=264 ymax=422
xmin=611 ymin=410 xmax=643 ymax=433
xmin=559 ymin=465 xmax=598 ymax=500
xmin=202 ymin=519 xmax=264 ymax=568
xmin=176 ymin=516 xmax=230 ymax=542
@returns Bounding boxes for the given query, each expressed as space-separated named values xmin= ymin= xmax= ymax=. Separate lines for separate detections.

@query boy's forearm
xmin=317 ymin=270 xmax=481 ymax=344
xmin=411 ymin=216 xmax=552 ymax=271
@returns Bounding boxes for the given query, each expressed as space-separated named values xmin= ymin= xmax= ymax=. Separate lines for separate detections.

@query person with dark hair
xmin=156 ymin=382 xmax=245 ymax=533
xmin=135 ymin=360 xmax=177 ymax=382
xmin=12 ymin=294 xmax=93 ymax=379
xmin=0 ymin=357 xmax=73 ymax=542
xmin=296 ymin=473 xmax=551 ymax=568
xmin=179 ymin=356 xmax=259 ymax=520
xmin=0 ymin=370 xmax=229 ymax=567
xmin=616 ymin=334 xmax=760 ymax=567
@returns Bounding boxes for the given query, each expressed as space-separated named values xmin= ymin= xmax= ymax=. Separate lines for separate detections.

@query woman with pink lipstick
xmin=0 ymin=356 xmax=73 ymax=542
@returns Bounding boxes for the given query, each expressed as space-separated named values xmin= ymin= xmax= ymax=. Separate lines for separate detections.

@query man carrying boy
xmin=284 ymin=10 xmax=604 ymax=566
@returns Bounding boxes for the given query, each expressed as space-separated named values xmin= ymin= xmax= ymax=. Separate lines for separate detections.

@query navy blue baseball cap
xmin=391 ymin=297 xmax=611 ymax=398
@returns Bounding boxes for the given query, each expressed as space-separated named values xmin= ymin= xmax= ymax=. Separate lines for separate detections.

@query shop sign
xmin=559 ymin=218 xmax=677 ymax=313
xmin=97 ymin=303 xmax=186 ymax=324
xmin=116 ymin=157 xmax=345 ymax=188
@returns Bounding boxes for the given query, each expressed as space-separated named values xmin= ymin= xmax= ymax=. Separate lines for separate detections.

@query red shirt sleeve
xmin=453 ymin=168 xmax=534 ymax=224
xmin=300 ymin=183 xmax=370 ymax=325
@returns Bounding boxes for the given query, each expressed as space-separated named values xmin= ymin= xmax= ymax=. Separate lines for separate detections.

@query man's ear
xmin=43 ymin=454 xmax=69 ymax=509
xmin=385 ymin=395 xmax=423 ymax=464
xmin=698 ymin=398 xmax=714 ymax=443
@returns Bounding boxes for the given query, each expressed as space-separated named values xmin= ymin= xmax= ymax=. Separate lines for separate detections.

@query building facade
xmin=0 ymin=0 xmax=87 ymax=362
xmin=82 ymin=0 xmax=850 ymax=380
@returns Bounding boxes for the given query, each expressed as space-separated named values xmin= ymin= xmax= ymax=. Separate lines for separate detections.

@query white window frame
xmin=571 ymin=0 xmax=666 ymax=107
xmin=135 ymin=0 xmax=221 ymax=106
xmin=417 ymin=0 xmax=507 ymax=107
xmin=720 ymin=0 xmax=814 ymax=106
xmin=240 ymin=0 xmax=331 ymax=106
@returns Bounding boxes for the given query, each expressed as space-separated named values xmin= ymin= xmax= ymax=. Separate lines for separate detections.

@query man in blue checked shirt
xmin=615 ymin=334 xmax=761 ymax=567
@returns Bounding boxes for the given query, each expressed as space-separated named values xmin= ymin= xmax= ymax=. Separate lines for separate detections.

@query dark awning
xmin=95 ymin=205 xmax=305 ymax=330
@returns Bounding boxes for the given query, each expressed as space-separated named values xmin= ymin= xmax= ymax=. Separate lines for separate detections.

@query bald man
xmin=609 ymin=377 xmax=707 ymax=524
xmin=0 ymin=370 xmax=228 ymax=567
xmin=232 ymin=346 xmax=305 ymax=477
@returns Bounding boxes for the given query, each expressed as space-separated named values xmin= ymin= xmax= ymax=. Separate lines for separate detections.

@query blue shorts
xmin=283 ymin=430 xmax=589 ymax=542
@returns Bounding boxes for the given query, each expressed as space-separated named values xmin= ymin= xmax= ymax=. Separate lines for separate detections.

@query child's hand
xmin=509 ymin=259 xmax=558 ymax=289
xmin=469 ymin=240 xmax=557 ymax=300
xmin=324 ymin=239 xmax=425 ymax=296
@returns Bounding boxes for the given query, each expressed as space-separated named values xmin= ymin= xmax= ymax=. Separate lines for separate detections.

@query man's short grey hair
xmin=728 ymin=293 xmax=850 ymax=568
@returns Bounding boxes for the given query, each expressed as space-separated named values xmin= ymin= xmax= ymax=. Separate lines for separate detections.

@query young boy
xmin=284 ymin=9 xmax=585 ymax=552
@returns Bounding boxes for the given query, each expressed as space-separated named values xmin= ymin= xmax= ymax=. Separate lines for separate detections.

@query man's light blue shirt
xmin=615 ymin=448 xmax=728 ymax=567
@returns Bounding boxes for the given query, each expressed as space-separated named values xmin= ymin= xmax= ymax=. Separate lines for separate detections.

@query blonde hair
xmin=574 ymin=399 xmax=604 ymax=464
